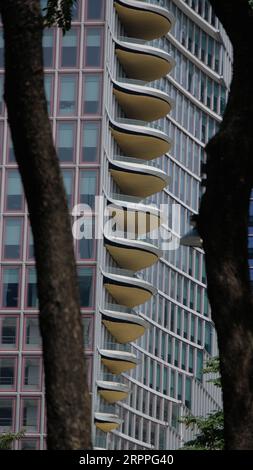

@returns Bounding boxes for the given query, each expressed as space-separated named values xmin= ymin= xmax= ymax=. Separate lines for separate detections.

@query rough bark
xmin=198 ymin=0 xmax=253 ymax=450
xmin=0 ymin=0 xmax=91 ymax=449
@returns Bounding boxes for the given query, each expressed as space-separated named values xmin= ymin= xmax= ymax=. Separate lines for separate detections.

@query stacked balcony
xmin=96 ymin=0 xmax=175 ymax=435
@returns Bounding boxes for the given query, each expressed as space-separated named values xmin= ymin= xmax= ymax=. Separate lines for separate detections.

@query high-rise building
xmin=0 ymin=0 xmax=232 ymax=450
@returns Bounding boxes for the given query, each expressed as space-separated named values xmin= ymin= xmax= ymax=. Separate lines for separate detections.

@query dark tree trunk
xmin=0 ymin=0 xmax=91 ymax=449
xmin=198 ymin=0 xmax=253 ymax=450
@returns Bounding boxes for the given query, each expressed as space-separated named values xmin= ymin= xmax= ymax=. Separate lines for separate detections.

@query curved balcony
xmin=114 ymin=36 xmax=175 ymax=82
xmin=109 ymin=155 xmax=169 ymax=197
xmin=112 ymin=78 xmax=173 ymax=122
xmin=106 ymin=193 xmax=161 ymax=235
xmin=94 ymin=412 xmax=122 ymax=432
xmin=104 ymin=231 xmax=162 ymax=271
xmin=114 ymin=0 xmax=174 ymax=40
xmin=97 ymin=380 xmax=130 ymax=403
xmin=109 ymin=116 xmax=172 ymax=160
xmin=99 ymin=348 xmax=138 ymax=374
xmin=100 ymin=306 xmax=148 ymax=343
xmin=102 ymin=267 xmax=157 ymax=308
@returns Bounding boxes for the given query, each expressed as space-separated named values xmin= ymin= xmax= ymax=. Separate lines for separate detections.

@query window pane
xmin=59 ymin=74 xmax=77 ymax=115
xmin=0 ymin=399 xmax=14 ymax=431
xmin=20 ymin=439 xmax=39 ymax=450
xmin=44 ymin=74 xmax=53 ymax=114
xmin=6 ymin=170 xmax=23 ymax=211
xmin=27 ymin=268 xmax=38 ymax=308
xmin=23 ymin=357 xmax=41 ymax=390
xmin=62 ymin=169 xmax=74 ymax=208
xmin=3 ymin=218 xmax=22 ymax=259
xmin=0 ymin=29 xmax=3 ymax=68
xmin=78 ymin=267 xmax=95 ymax=307
xmin=79 ymin=170 xmax=97 ymax=209
xmin=57 ymin=122 xmax=75 ymax=162
xmin=83 ymin=74 xmax=101 ymax=114
xmin=0 ymin=317 xmax=17 ymax=349
xmin=82 ymin=317 xmax=93 ymax=349
xmin=2 ymin=268 xmax=20 ymax=308
xmin=82 ymin=121 xmax=100 ymax=162
xmin=87 ymin=0 xmax=104 ymax=20
xmin=43 ymin=29 xmax=54 ymax=67
xmin=0 ymin=74 xmax=3 ymax=115
xmin=8 ymin=133 xmax=16 ymax=163
xmin=61 ymin=29 xmax=78 ymax=67
xmin=85 ymin=28 xmax=103 ymax=67
xmin=22 ymin=399 xmax=39 ymax=432
xmin=78 ymin=218 xmax=95 ymax=259
xmin=25 ymin=317 xmax=41 ymax=349
xmin=0 ymin=358 xmax=16 ymax=390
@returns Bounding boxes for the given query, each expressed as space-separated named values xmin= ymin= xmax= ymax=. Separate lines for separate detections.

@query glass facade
xmin=0 ymin=0 xmax=232 ymax=450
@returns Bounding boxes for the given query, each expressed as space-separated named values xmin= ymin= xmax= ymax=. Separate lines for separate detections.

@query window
xmin=3 ymin=218 xmax=22 ymax=259
xmin=205 ymin=322 xmax=212 ymax=354
xmin=7 ymin=134 xmax=16 ymax=163
xmin=26 ymin=267 xmax=38 ymax=308
xmin=0 ymin=74 xmax=3 ymax=114
xmin=20 ymin=439 xmax=39 ymax=450
xmin=28 ymin=226 xmax=34 ymax=260
xmin=61 ymin=29 xmax=78 ymax=67
xmin=6 ymin=170 xmax=23 ymax=211
xmin=59 ymin=74 xmax=77 ymax=115
xmin=43 ymin=29 xmax=54 ymax=67
xmin=79 ymin=170 xmax=97 ymax=209
xmin=177 ymin=374 xmax=182 ymax=400
xmin=81 ymin=121 xmax=100 ymax=162
xmin=0 ymin=398 xmax=14 ymax=431
xmin=185 ymin=377 xmax=192 ymax=409
xmin=0 ymin=122 xmax=3 ymax=162
xmin=24 ymin=317 xmax=41 ymax=349
xmin=0 ymin=29 xmax=3 ymax=68
xmin=21 ymin=399 xmax=40 ymax=433
xmin=85 ymin=28 xmax=103 ymax=67
xmin=56 ymin=122 xmax=76 ymax=162
xmin=196 ymin=350 xmax=203 ymax=382
xmin=2 ymin=267 xmax=20 ymax=308
xmin=78 ymin=218 xmax=95 ymax=259
xmin=44 ymin=74 xmax=53 ymax=114
xmin=86 ymin=0 xmax=104 ymax=19
xmin=62 ymin=169 xmax=74 ymax=208
xmin=23 ymin=357 xmax=41 ymax=391
xmin=0 ymin=317 xmax=18 ymax=350
xmin=71 ymin=1 xmax=80 ymax=20
xmin=77 ymin=267 xmax=95 ymax=308
xmin=0 ymin=357 xmax=16 ymax=390
xmin=82 ymin=317 xmax=93 ymax=349
xmin=83 ymin=74 xmax=101 ymax=114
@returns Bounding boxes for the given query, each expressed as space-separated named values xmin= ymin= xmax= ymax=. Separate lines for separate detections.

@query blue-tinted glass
xmin=61 ymin=30 xmax=78 ymax=67
xmin=6 ymin=171 xmax=23 ymax=211
xmin=57 ymin=122 xmax=75 ymax=162
xmin=77 ymin=267 xmax=94 ymax=307
xmin=82 ymin=121 xmax=100 ymax=162
xmin=87 ymin=0 xmax=104 ymax=19
xmin=2 ymin=268 xmax=19 ymax=308
xmin=27 ymin=268 xmax=38 ymax=308
xmin=0 ymin=74 xmax=3 ymax=114
xmin=62 ymin=169 xmax=73 ymax=208
xmin=83 ymin=74 xmax=101 ymax=114
xmin=4 ymin=218 xmax=22 ymax=259
xmin=79 ymin=170 xmax=97 ymax=209
xmin=43 ymin=29 xmax=54 ymax=67
xmin=85 ymin=28 xmax=102 ymax=67
xmin=0 ymin=29 xmax=3 ymax=68
xmin=44 ymin=74 xmax=53 ymax=114
xmin=59 ymin=75 xmax=77 ymax=115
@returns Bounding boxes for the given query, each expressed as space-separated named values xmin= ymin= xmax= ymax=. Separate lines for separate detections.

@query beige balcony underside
xmin=102 ymin=318 xmax=146 ymax=343
xmin=98 ymin=388 xmax=129 ymax=404
xmin=115 ymin=3 xmax=172 ymax=40
xmin=116 ymin=48 xmax=173 ymax=82
xmin=101 ymin=356 xmax=137 ymax=374
xmin=110 ymin=168 xmax=167 ymax=197
xmin=105 ymin=242 xmax=158 ymax=271
xmin=104 ymin=282 xmax=153 ymax=308
xmin=113 ymin=88 xmax=171 ymax=122
xmin=111 ymin=127 xmax=170 ymax=160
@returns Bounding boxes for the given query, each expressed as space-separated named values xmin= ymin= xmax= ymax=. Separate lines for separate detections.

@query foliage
xmin=0 ymin=430 xmax=25 ymax=450
xmin=42 ymin=0 xmax=77 ymax=33
xmin=181 ymin=357 xmax=224 ymax=450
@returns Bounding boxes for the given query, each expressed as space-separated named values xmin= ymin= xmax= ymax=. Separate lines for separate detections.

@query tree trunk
xmin=198 ymin=0 xmax=253 ymax=450
xmin=0 ymin=0 xmax=91 ymax=449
